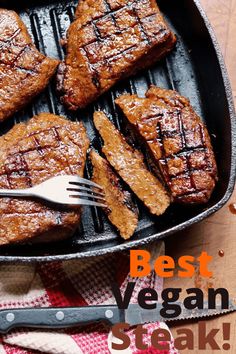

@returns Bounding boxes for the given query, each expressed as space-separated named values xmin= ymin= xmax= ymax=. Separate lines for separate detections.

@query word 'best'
xmin=130 ymin=250 xmax=213 ymax=278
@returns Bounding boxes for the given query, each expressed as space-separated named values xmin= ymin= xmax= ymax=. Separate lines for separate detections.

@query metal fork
xmin=0 ymin=175 xmax=106 ymax=208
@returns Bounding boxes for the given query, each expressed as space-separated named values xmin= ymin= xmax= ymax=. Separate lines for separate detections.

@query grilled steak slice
xmin=116 ymin=86 xmax=218 ymax=204
xmin=90 ymin=150 xmax=138 ymax=239
xmin=0 ymin=10 xmax=59 ymax=122
xmin=0 ymin=113 xmax=89 ymax=245
xmin=57 ymin=0 xmax=176 ymax=110
xmin=93 ymin=111 xmax=170 ymax=215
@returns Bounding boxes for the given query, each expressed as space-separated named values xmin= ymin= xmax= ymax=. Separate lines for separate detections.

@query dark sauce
xmin=218 ymin=250 xmax=224 ymax=257
xmin=229 ymin=203 xmax=236 ymax=215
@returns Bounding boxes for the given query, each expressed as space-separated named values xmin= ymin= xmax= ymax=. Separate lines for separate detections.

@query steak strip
xmin=93 ymin=111 xmax=170 ymax=215
xmin=90 ymin=149 xmax=138 ymax=239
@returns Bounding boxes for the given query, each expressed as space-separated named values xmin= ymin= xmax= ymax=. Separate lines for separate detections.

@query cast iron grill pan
xmin=0 ymin=0 xmax=235 ymax=261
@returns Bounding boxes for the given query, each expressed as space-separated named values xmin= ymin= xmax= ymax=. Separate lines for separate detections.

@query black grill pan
xmin=0 ymin=0 xmax=235 ymax=262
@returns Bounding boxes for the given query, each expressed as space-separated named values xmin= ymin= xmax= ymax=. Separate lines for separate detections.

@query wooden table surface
xmin=166 ymin=1 xmax=236 ymax=352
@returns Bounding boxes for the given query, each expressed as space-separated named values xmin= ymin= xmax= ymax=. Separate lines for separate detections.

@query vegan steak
xmin=116 ymin=86 xmax=218 ymax=204
xmin=0 ymin=113 xmax=89 ymax=245
xmin=57 ymin=0 xmax=176 ymax=110
xmin=0 ymin=9 xmax=59 ymax=122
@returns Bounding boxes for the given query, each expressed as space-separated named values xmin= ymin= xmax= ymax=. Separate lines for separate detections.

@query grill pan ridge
xmin=0 ymin=0 xmax=235 ymax=262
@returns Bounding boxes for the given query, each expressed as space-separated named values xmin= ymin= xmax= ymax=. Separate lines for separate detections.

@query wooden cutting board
xmin=165 ymin=1 xmax=236 ymax=352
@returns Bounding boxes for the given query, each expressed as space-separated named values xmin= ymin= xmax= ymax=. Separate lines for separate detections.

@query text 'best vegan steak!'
xmin=116 ymin=86 xmax=218 ymax=204
xmin=0 ymin=9 xmax=59 ymax=122
xmin=0 ymin=113 xmax=89 ymax=245
xmin=93 ymin=111 xmax=170 ymax=216
xmin=57 ymin=0 xmax=176 ymax=110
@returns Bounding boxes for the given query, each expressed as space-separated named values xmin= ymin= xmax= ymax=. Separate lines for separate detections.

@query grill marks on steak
xmin=90 ymin=150 xmax=138 ymax=239
xmin=93 ymin=111 xmax=170 ymax=215
xmin=116 ymin=86 xmax=218 ymax=204
xmin=0 ymin=9 xmax=59 ymax=122
xmin=0 ymin=113 xmax=89 ymax=245
xmin=57 ymin=0 xmax=176 ymax=110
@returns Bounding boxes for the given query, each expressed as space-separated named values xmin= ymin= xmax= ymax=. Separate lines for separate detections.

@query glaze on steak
xmin=93 ymin=111 xmax=170 ymax=215
xmin=90 ymin=150 xmax=138 ymax=239
xmin=0 ymin=113 xmax=89 ymax=245
xmin=57 ymin=0 xmax=176 ymax=110
xmin=0 ymin=9 xmax=59 ymax=122
xmin=116 ymin=86 xmax=218 ymax=204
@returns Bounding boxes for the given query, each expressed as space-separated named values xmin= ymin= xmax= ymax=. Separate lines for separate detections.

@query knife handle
xmin=0 ymin=306 xmax=122 ymax=333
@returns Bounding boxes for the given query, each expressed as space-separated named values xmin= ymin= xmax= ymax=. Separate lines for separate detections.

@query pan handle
xmin=0 ymin=306 xmax=122 ymax=333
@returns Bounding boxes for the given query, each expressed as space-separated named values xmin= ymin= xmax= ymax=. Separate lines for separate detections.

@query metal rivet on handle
xmin=56 ymin=311 xmax=65 ymax=321
xmin=105 ymin=310 xmax=114 ymax=319
xmin=6 ymin=313 xmax=15 ymax=322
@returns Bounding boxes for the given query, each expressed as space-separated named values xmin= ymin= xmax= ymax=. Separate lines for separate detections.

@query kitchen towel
xmin=0 ymin=243 xmax=178 ymax=354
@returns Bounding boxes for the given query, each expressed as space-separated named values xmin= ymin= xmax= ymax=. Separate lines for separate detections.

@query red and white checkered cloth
xmin=0 ymin=243 xmax=178 ymax=353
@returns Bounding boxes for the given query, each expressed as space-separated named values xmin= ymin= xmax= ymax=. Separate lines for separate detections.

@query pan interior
xmin=0 ymin=0 xmax=234 ymax=260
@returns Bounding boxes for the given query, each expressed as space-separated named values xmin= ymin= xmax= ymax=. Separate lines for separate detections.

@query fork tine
xmin=69 ymin=177 xmax=103 ymax=190
xmin=69 ymin=198 xmax=107 ymax=208
xmin=67 ymin=187 xmax=105 ymax=198
xmin=69 ymin=192 xmax=106 ymax=202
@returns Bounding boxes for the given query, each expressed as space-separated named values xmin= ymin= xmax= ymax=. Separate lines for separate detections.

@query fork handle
xmin=0 ymin=188 xmax=35 ymax=198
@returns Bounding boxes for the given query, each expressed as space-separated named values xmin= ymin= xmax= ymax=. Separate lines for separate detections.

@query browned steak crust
xmin=0 ymin=113 xmax=89 ymax=245
xmin=57 ymin=0 xmax=176 ymax=110
xmin=90 ymin=149 xmax=138 ymax=239
xmin=116 ymin=86 xmax=218 ymax=204
xmin=0 ymin=9 xmax=59 ymax=122
xmin=93 ymin=111 xmax=170 ymax=215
